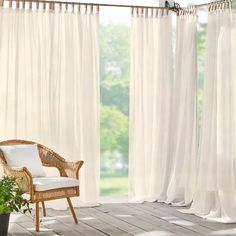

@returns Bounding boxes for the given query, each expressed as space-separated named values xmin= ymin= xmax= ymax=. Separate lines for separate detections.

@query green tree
xmin=100 ymin=23 xmax=130 ymax=79
xmin=100 ymin=23 xmax=130 ymax=180
xmin=100 ymin=105 xmax=128 ymax=157
xmin=100 ymin=23 xmax=130 ymax=115
xmin=100 ymin=105 xmax=128 ymax=177
xmin=101 ymin=79 xmax=129 ymax=115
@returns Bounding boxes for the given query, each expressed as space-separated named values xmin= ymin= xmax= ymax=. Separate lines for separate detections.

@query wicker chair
xmin=0 ymin=139 xmax=84 ymax=232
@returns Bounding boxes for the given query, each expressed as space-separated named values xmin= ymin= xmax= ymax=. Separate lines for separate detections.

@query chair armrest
xmin=4 ymin=166 xmax=34 ymax=198
xmin=39 ymin=147 xmax=83 ymax=179
xmin=60 ymin=160 xmax=84 ymax=179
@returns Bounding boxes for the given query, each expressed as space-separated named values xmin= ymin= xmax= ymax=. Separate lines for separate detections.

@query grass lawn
xmin=100 ymin=176 xmax=128 ymax=196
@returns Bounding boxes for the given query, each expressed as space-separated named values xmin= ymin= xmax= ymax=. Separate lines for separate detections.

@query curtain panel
xmin=166 ymin=12 xmax=197 ymax=206
xmin=129 ymin=9 xmax=198 ymax=204
xmin=0 ymin=7 xmax=100 ymax=207
xmin=188 ymin=9 xmax=236 ymax=223
xmin=129 ymin=9 xmax=173 ymax=202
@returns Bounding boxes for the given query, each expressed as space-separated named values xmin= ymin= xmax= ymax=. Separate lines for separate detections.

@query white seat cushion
xmin=33 ymin=176 xmax=80 ymax=192
xmin=0 ymin=144 xmax=46 ymax=177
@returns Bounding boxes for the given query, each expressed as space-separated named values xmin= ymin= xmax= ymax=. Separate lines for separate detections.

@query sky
xmin=98 ymin=0 xmax=209 ymax=24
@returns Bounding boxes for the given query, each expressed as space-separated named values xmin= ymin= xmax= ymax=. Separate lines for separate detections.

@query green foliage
xmin=100 ymin=23 xmax=130 ymax=80
xmin=100 ymin=23 xmax=130 ymax=115
xmin=100 ymin=105 xmax=128 ymax=155
xmin=100 ymin=22 xmax=130 ymax=179
xmin=233 ymin=1 xmax=236 ymax=9
xmin=0 ymin=176 xmax=31 ymax=215
xmin=101 ymin=79 xmax=129 ymax=115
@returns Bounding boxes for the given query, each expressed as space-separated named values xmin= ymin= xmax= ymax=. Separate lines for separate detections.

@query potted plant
xmin=0 ymin=176 xmax=31 ymax=236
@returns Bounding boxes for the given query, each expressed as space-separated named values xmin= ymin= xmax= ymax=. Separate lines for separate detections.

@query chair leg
xmin=42 ymin=201 xmax=46 ymax=217
xmin=35 ymin=202 xmax=40 ymax=232
xmin=66 ymin=197 xmax=78 ymax=224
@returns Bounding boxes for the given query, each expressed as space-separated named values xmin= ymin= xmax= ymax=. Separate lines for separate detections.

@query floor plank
xmin=8 ymin=202 xmax=236 ymax=236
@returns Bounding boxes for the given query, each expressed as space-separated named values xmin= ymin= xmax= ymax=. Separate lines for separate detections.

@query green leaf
xmin=0 ymin=176 xmax=31 ymax=214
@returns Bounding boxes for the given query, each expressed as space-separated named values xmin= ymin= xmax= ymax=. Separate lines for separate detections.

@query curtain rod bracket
xmin=169 ymin=2 xmax=181 ymax=13
xmin=165 ymin=1 xmax=170 ymax=8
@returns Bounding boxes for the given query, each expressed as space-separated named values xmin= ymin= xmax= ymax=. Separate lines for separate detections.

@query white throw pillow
xmin=0 ymin=144 xmax=46 ymax=177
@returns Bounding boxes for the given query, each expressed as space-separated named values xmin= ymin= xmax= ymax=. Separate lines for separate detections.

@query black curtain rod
xmin=1 ymin=0 xmax=182 ymax=12
xmin=0 ymin=0 xmax=233 ymax=12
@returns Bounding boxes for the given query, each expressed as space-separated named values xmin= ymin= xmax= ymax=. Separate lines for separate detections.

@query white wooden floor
xmin=8 ymin=202 xmax=236 ymax=236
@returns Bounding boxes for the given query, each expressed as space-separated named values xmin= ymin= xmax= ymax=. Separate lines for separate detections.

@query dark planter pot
xmin=0 ymin=213 xmax=10 ymax=236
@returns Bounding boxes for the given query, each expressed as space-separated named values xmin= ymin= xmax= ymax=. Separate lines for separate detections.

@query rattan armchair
xmin=0 ymin=139 xmax=84 ymax=232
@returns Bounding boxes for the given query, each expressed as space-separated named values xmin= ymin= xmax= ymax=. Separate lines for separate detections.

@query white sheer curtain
xmin=0 ymin=6 xmax=100 ymax=207
xmin=129 ymin=9 xmax=173 ymax=203
xmin=188 ymin=9 xmax=236 ymax=223
xmin=166 ymin=12 xmax=197 ymax=206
